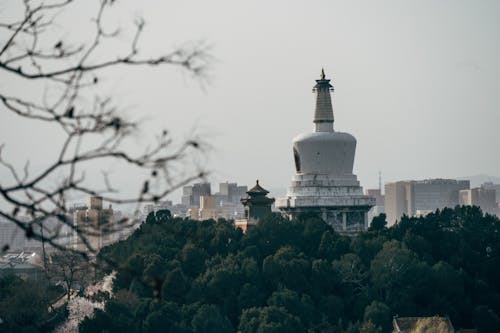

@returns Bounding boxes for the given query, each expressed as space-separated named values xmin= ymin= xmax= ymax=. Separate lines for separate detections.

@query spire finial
xmin=313 ymin=69 xmax=334 ymax=132
xmin=256 ymin=179 xmax=259 ymax=185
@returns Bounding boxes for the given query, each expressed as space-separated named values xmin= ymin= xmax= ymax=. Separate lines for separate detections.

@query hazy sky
xmin=1 ymin=0 xmax=500 ymax=205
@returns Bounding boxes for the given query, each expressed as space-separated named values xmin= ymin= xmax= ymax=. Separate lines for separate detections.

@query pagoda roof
xmin=247 ymin=180 xmax=270 ymax=195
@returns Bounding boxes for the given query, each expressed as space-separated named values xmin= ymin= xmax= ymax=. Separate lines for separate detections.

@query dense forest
xmin=0 ymin=274 xmax=66 ymax=332
xmin=80 ymin=206 xmax=500 ymax=332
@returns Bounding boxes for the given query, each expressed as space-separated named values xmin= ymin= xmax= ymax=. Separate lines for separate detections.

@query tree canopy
xmin=80 ymin=206 xmax=500 ymax=332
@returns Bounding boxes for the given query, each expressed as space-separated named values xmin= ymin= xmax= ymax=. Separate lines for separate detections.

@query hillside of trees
xmin=80 ymin=206 xmax=500 ymax=332
xmin=0 ymin=274 xmax=66 ymax=332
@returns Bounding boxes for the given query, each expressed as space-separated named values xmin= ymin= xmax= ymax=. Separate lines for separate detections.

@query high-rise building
xmin=142 ymin=200 xmax=173 ymax=218
xmin=0 ymin=216 xmax=73 ymax=253
xmin=215 ymin=182 xmax=248 ymax=218
xmin=365 ymin=189 xmax=385 ymax=226
xmin=182 ymin=181 xmax=248 ymax=219
xmin=219 ymin=182 xmax=233 ymax=197
xmin=188 ymin=195 xmax=220 ymax=221
xmin=276 ymin=70 xmax=375 ymax=235
xmin=459 ymin=187 xmax=496 ymax=215
xmin=384 ymin=181 xmax=408 ymax=226
xmin=385 ymin=179 xmax=470 ymax=225
xmin=192 ymin=183 xmax=211 ymax=207
xmin=481 ymin=182 xmax=500 ymax=203
xmin=181 ymin=186 xmax=193 ymax=207
xmin=0 ymin=216 xmax=37 ymax=251
xmin=89 ymin=196 xmax=103 ymax=210
xmin=182 ymin=183 xmax=211 ymax=208
xmin=74 ymin=196 xmax=114 ymax=253
xmin=366 ymin=189 xmax=384 ymax=206
xmin=199 ymin=196 xmax=218 ymax=220
xmin=407 ymin=179 xmax=470 ymax=216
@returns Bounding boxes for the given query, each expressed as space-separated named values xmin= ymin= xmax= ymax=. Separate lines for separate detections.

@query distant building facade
xmin=407 ymin=179 xmax=470 ymax=216
xmin=385 ymin=179 xmax=470 ymax=225
xmin=481 ymin=182 xmax=500 ymax=203
xmin=218 ymin=182 xmax=248 ymax=204
xmin=0 ymin=216 xmax=73 ymax=253
xmin=181 ymin=185 xmax=193 ymax=207
xmin=215 ymin=182 xmax=248 ymax=218
xmin=143 ymin=200 xmax=173 ymax=216
xmin=459 ymin=186 xmax=496 ymax=215
xmin=181 ymin=181 xmax=248 ymax=220
xmin=182 ymin=183 xmax=211 ymax=208
xmin=365 ymin=188 xmax=385 ymax=226
xmin=0 ymin=216 xmax=36 ymax=251
xmin=199 ymin=196 xmax=218 ymax=220
xmin=74 ymin=196 xmax=114 ymax=252
xmin=141 ymin=200 xmax=188 ymax=218
xmin=385 ymin=181 xmax=408 ymax=226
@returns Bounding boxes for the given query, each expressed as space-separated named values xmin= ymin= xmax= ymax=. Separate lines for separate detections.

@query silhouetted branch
xmin=0 ymin=0 xmax=211 ymax=256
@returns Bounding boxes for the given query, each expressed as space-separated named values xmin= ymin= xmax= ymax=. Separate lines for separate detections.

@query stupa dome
xmin=293 ymin=131 xmax=356 ymax=176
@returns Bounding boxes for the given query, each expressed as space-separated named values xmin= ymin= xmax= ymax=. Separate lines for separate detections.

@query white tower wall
xmin=276 ymin=70 xmax=375 ymax=235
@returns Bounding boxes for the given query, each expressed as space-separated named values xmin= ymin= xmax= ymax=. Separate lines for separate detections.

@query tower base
xmin=276 ymin=174 xmax=375 ymax=235
xmin=279 ymin=206 xmax=371 ymax=236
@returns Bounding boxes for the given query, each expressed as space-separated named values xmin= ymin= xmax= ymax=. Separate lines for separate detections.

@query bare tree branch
xmin=0 ymin=0 xmax=211 ymax=257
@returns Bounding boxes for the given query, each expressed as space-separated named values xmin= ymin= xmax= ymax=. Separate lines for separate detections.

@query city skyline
xmin=1 ymin=0 xmax=499 ymax=207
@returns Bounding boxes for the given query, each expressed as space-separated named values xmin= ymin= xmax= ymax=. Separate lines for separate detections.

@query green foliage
xmin=267 ymin=288 xmax=314 ymax=326
xmin=473 ymin=305 xmax=500 ymax=333
xmin=359 ymin=319 xmax=382 ymax=333
xmin=369 ymin=213 xmax=387 ymax=231
xmin=143 ymin=302 xmax=185 ymax=333
xmin=191 ymin=304 xmax=233 ymax=333
xmin=83 ymin=207 xmax=500 ymax=332
xmin=363 ymin=301 xmax=391 ymax=332
xmin=262 ymin=246 xmax=310 ymax=292
xmin=238 ymin=306 xmax=303 ymax=333
xmin=181 ymin=243 xmax=206 ymax=277
xmin=162 ymin=268 xmax=189 ymax=303
xmin=0 ymin=275 xmax=54 ymax=333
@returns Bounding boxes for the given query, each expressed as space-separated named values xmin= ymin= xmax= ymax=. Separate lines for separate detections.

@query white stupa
xmin=276 ymin=69 xmax=375 ymax=234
